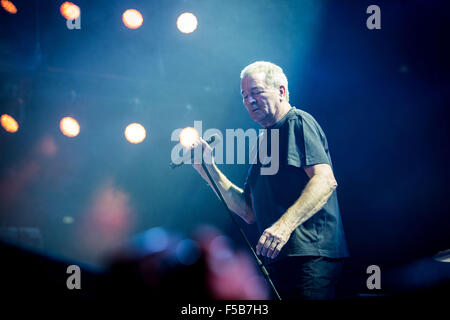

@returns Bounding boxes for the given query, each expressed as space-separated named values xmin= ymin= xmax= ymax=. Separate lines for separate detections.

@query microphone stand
xmin=199 ymin=155 xmax=282 ymax=300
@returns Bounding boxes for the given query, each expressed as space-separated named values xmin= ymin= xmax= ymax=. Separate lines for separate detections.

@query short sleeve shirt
xmin=243 ymin=107 xmax=350 ymax=264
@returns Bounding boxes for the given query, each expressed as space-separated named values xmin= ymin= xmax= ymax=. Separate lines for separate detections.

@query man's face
xmin=240 ymin=72 xmax=281 ymax=127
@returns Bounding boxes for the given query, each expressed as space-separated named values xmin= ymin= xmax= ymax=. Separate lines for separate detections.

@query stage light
xmin=179 ymin=127 xmax=200 ymax=148
xmin=434 ymin=249 xmax=450 ymax=263
xmin=142 ymin=227 xmax=169 ymax=254
xmin=1 ymin=0 xmax=17 ymax=14
xmin=125 ymin=123 xmax=146 ymax=144
xmin=176 ymin=239 xmax=200 ymax=266
xmin=176 ymin=12 xmax=198 ymax=34
xmin=60 ymin=116 xmax=80 ymax=138
xmin=1 ymin=114 xmax=19 ymax=133
xmin=63 ymin=216 xmax=74 ymax=224
xmin=122 ymin=9 xmax=143 ymax=29
xmin=60 ymin=2 xmax=80 ymax=20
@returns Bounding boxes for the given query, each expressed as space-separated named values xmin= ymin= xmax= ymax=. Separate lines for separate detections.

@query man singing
xmin=191 ymin=61 xmax=349 ymax=300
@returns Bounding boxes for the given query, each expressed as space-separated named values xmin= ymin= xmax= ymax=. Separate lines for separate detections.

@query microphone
xmin=169 ymin=135 xmax=218 ymax=169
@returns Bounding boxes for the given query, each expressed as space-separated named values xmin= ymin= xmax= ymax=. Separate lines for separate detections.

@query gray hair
xmin=240 ymin=61 xmax=289 ymax=102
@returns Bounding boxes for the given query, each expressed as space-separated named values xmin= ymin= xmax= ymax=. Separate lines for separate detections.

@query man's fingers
xmin=199 ymin=137 xmax=209 ymax=147
xmin=198 ymin=138 xmax=213 ymax=152
xmin=270 ymin=242 xmax=284 ymax=259
xmin=257 ymin=233 xmax=272 ymax=255
xmin=266 ymin=240 xmax=278 ymax=258
xmin=257 ymin=229 xmax=288 ymax=257
xmin=256 ymin=234 xmax=267 ymax=255
xmin=260 ymin=236 xmax=273 ymax=257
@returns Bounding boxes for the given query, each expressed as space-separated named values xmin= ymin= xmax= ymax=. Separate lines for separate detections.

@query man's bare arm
xmin=257 ymin=163 xmax=337 ymax=258
xmin=192 ymin=138 xmax=256 ymax=224
xmin=278 ymin=163 xmax=337 ymax=232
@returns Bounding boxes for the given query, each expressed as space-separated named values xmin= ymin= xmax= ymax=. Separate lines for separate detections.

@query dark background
xmin=1 ymin=0 xmax=449 ymax=297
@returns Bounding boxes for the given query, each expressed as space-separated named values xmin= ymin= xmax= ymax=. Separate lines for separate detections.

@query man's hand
xmin=256 ymin=222 xmax=292 ymax=259
xmin=190 ymin=137 xmax=215 ymax=175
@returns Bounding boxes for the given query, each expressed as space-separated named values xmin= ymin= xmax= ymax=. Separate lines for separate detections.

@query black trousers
xmin=267 ymin=256 xmax=345 ymax=300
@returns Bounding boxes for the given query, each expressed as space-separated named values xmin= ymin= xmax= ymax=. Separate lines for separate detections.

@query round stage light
xmin=60 ymin=2 xmax=80 ymax=20
xmin=179 ymin=127 xmax=199 ymax=148
xmin=125 ymin=123 xmax=146 ymax=144
xmin=63 ymin=216 xmax=74 ymax=224
xmin=176 ymin=12 xmax=198 ymax=34
xmin=1 ymin=0 xmax=17 ymax=14
xmin=1 ymin=114 xmax=19 ymax=133
xmin=60 ymin=117 xmax=80 ymax=138
xmin=176 ymin=239 xmax=200 ymax=266
xmin=122 ymin=9 xmax=143 ymax=29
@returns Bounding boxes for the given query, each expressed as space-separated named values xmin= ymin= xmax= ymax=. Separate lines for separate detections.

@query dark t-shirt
xmin=243 ymin=107 xmax=350 ymax=264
